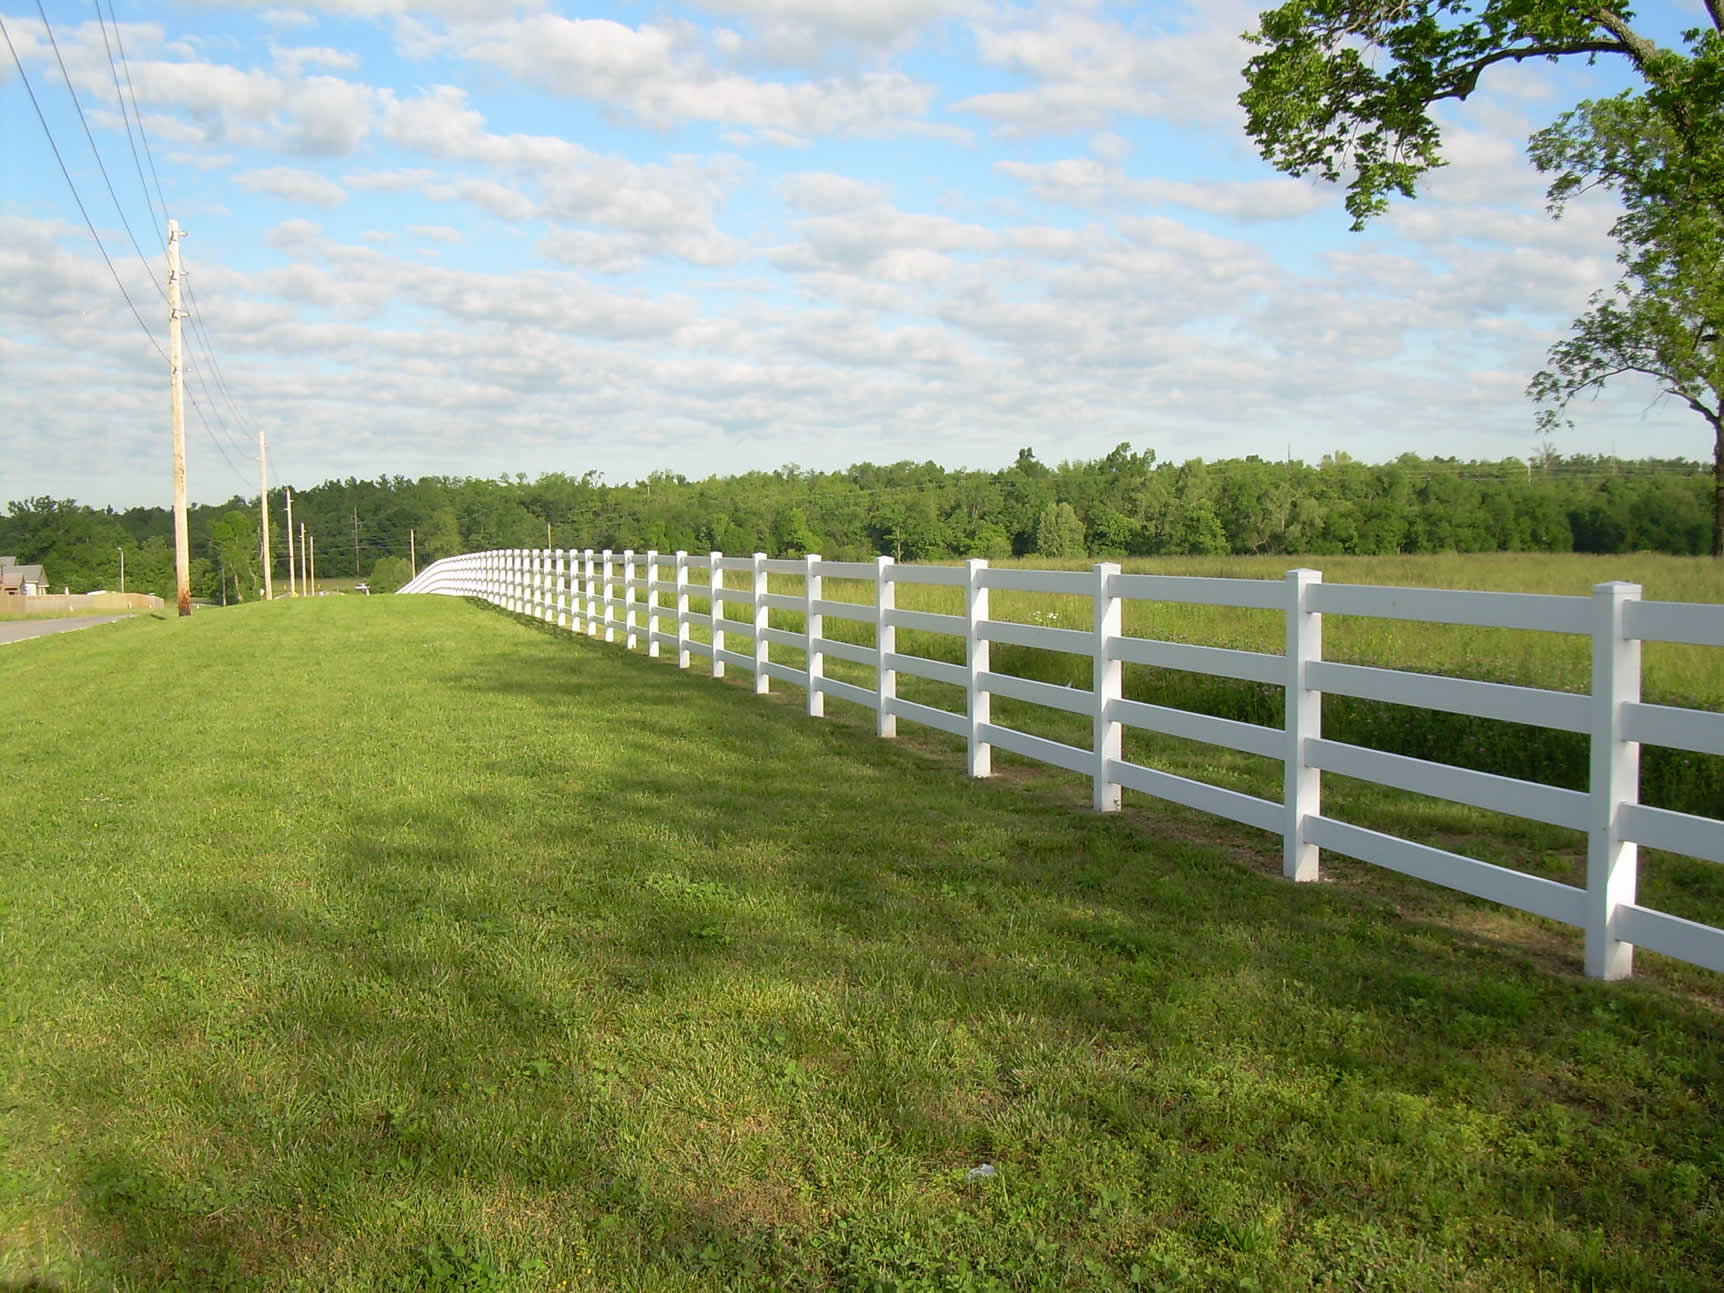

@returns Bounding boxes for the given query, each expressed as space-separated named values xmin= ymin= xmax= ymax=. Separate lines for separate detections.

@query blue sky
xmin=0 ymin=0 xmax=1710 ymax=507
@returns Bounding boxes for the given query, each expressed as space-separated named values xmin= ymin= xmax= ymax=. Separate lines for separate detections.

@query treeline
xmin=4 ymin=447 xmax=1715 ymax=601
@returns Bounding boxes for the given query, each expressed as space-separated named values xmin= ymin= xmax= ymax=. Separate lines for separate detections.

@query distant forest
xmin=3 ymin=447 xmax=1716 ymax=602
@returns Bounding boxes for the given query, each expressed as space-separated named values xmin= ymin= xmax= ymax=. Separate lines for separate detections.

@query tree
xmin=1528 ymin=91 xmax=1724 ymax=554
xmin=772 ymin=506 xmax=821 ymax=557
xmin=1172 ymin=500 xmax=1231 ymax=556
xmin=369 ymin=555 xmax=414 ymax=593
xmin=1033 ymin=502 xmax=1088 ymax=559
xmin=208 ymin=511 xmax=259 ymax=601
xmin=1240 ymin=2 xmax=1721 ymax=229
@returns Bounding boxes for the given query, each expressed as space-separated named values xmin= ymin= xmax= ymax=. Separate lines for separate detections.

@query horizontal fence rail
xmin=400 ymin=550 xmax=1724 ymax=983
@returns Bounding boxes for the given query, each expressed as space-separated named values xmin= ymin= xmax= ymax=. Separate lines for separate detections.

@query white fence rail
xmin=401 ymin=549 xmax=1724 ymax=982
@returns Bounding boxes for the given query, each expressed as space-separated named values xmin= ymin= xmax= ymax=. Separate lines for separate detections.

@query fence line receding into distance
xmin=400 ymin=548 xmax=1724 ymax=983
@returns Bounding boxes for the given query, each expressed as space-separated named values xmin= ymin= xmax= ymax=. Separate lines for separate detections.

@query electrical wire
xmin=93 ymin=0 xmax=262 ymax=466
xmin=184 ymin=387 xmax=251 ymax=488
xmin=102 ymin=0 xmax=171 ymax=232
xmin=0 ymin=12 xmax=166 ymax=361
xmin=33 ymin=0 xmax=165 ymax=300
xmin=91 ymin=0 xmax=164 ymax=253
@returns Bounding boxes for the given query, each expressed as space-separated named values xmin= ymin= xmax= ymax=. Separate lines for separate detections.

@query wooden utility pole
xmin=167 ymin=219 xmax=190 ymax=616
xmin=285 ymin=488 xmax=296 ymax=596
xmin=257 ymin=432 xmax=273 ymax=600
xmin=117 ymin=546 xmax=124 ymax=593
xmin=409 ymin=528 xmax=417 ymax=575
xmin=308 ymin=533 xmax=315 ymax=596
xmin=546 ymin=519 xmax=552 ymax=548
xmin=300 ymin=523 xmax=308 ymax=595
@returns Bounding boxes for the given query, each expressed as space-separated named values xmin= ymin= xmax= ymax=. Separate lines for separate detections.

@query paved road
xmin=0 ymin=615 xmax=131 ymax=646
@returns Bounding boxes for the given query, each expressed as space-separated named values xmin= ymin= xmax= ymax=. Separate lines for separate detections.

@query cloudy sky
xmin=0 ymin=0 xmax=1709 ymax=508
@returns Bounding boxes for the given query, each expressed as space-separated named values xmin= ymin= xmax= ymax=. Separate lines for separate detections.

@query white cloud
xmin=271 ymin=46 xmax=359 ymax=75
xmin=439 ymin=14 xmax=937 ymax=135
xmin=998 ymin=160 xmax=1330 ymax=222
xmin=1 ymin=18 xmax=378 ymax=158
xmin=957 ymin=3 xmax=1257 ymax=135
xmin=1089 ymin=131 xmax=1131 ymax=163
xmin=166 ymin=151 xmax=237 ymax=171
xmin=378 ymin=87 xmax=747 ymax=259
xmin=406 ymin=225 xmax=464 ymax=244
xmin=235 ymin=168 xmax=347 ymax=206
xmin=686 ymin=0 xmax=975 ymax=64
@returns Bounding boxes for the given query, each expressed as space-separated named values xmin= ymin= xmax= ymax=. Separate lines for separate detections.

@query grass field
xmin=2 ymin=593 xmax=1722 ymax=1290
xmin=0 ymin=609 xmax=151 ymax=622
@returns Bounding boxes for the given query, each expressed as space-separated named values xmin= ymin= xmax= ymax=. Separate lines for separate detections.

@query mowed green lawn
xmin=2 ymin=597 xmax=1721 ymax=1291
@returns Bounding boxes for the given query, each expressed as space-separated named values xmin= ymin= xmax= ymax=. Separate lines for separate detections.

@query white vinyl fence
xmin=401 ymin=548 xmax=1724 ymax=982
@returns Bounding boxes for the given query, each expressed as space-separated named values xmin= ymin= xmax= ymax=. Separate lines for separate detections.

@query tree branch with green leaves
xmin=1239 ymin=2 xmax=1721 ymax=228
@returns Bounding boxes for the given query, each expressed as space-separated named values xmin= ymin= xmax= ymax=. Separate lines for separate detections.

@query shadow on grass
xmin=40 ymin=608 xmax=1724 ymax=1290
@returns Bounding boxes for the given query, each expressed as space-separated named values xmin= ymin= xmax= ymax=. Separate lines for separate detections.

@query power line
xmin=101 ymin=0 xmax=170 ymax=227
xmin=182 ymin=335 xmax=251 ymax=463
xmin=182 ymin=275 xmax=258 ymax=445
xmin=92 ymin=0 xmax=165 ymax=251
xmin=93 ymin=0 xmax=263 ymax=467
xmin=0 ymin=12 xmax=165 ymax=360
xmin=183 ymin=383 xmax=250 ymax=488
xmin=33 ymin=0 xmax=166 ymax=300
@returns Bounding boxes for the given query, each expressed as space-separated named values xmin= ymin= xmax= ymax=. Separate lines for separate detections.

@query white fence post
xmin=560 ymin=549 xmax=572 ymax=630
xmin=805 ymin=554 xmax=823 ymax=718
xmin=602 ymin=549 xmax=616 ymax=643
xmin=876 ymin=556 xmax=896 ymax=738
xmin=1093 ymin=562 xmax=1122 ymax=812
xmin=709 ymin=551 xmax=725 ymax=678
xmin=540 ymin=548 xmax=551 ymax=621
xmin=624 ymin=549 xmax=638 ymax=650
xmin=583 ymin=549 xmax=596 ymax=635
xmin=1284 ymin=568 xmax=1322 ymax=882
xmin=554 ymin=549 xmax=567 ymax=629
xmin=675 ymin=551 xmax=691 ymax=669
xmin=1587 ymin=580 xmax=1642 ymax=980
xmin=646 ymin=550 xmax=661 ymax=658
xmin=752 ymin=552 xmax=770 ymax=694
xmin=967 ymin=559 xmax=990 ymax=777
